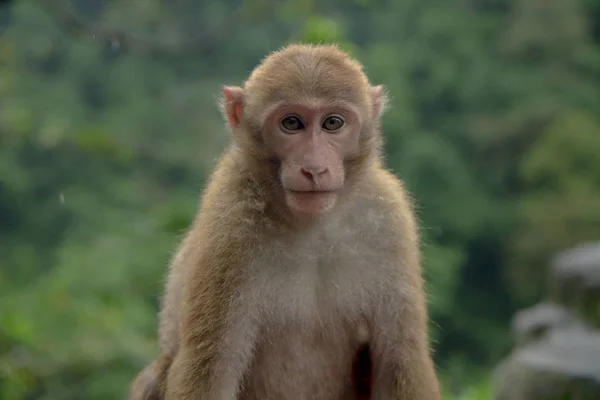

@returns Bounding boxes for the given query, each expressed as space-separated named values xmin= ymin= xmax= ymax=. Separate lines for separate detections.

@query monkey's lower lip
xmin=288 ymin=190 xmax=336 ymax=194
xmin=284 ymin=190 xmax=338 ymax=214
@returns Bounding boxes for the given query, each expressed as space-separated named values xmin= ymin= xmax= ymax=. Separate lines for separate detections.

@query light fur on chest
xmin=238 ymin=248 xmax=373 ymax=400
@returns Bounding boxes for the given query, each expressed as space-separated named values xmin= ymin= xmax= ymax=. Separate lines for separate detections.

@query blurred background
xmin=2 ymin=0 xmax=600 ymax=399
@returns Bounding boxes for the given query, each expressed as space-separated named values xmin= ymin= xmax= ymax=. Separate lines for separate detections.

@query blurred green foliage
xmin=1 ymin=0 xmax=600 ymax=398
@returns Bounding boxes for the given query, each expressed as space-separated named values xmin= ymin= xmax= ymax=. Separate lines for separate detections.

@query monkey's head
xmin=221 ymin=44 xmax=387 ymax=216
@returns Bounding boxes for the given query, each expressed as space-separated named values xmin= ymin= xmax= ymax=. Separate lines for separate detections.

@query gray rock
xmin=512 ymin=303 xmax=579 ymax=346
xmin=493 ymin=327 xmax=600 ymax=400
xmin=550 ymin=243 xmax=600 ymax=297
xmin=493 ymin=244 xmax=600 ymax=400
xmin=549 ymin=243 xmax=600 ymax=327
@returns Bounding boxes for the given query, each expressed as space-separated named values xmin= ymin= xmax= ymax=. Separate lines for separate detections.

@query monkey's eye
xmin=322 ymin=116 xmax=344 ymax=131
xmin=280 ymin=116 xmax=304 ymax=132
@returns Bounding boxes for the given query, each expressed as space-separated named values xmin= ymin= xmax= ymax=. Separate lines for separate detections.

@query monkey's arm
xmin=371 ymin=268 xmax=442 ymax=400
xmin=156 ymin=233 xmax=195 ymax=358
xmin=164 ymin=237 xmax=259 ymax=400
xmin=368 ymin=171 xmax=441 ymax=400
xmin=129 ymin=235 xmax=193 ymax=400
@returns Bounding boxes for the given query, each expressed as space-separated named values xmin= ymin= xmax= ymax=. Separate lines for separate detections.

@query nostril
xmin=301 ymin=168 xmax=314 ymax=180
xmin=301 ymin=167 xmax=327 ymax=181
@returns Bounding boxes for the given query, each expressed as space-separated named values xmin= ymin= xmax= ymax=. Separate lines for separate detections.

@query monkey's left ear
xmin=221 ymin=86 xmax=245 ymax=131
xmin=371 ymin=85 xmax=389 ymax=118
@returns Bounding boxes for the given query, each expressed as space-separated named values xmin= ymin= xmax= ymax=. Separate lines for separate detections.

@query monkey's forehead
xmin=243 ymin=45 xmax=372 ymax=108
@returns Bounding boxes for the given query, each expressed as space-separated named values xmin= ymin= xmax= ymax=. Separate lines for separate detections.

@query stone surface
xmin=493 ymin=243 xmax=600 ymax=400
xmin=512 ymin=303 xmax=579 ymax=346
xmin=550 ymin=243 xmax=600 ymax=299
xmin=494 ymin=327 xmax=600 ymax=400
xmin=550 ymin=242 xmax=600 ymax=328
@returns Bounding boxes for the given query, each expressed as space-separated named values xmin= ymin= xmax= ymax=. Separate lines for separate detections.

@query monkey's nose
xmin=301 ymin=166 xmax=328 ymax=182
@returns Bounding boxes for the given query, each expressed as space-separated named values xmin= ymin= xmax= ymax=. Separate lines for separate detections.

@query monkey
xmin=129 ymin=43 xmax=442 ymax=400
xmin=130 ymin=233 xmax=193 ymax=400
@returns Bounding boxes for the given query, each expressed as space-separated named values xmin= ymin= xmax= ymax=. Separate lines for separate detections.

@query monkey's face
xmin=261 ymin=101 xmax=362 ymax=215
xmin=221 ymin=45 xmax=387 ymax=217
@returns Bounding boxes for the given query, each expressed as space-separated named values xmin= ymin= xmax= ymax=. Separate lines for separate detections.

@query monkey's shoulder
xmin=326 ymin=168 xmax=419 ymax=259
xmin=348 ymin=168 xmax=416 ymax=226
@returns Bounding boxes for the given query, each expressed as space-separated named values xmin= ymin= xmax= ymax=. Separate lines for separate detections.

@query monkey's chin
xmin=285 ymin=191 xmax=338 ymax=216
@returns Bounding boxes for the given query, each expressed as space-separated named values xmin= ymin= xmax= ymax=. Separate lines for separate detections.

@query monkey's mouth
xmin=288 ymin=189 xmax=335 ymax=194
xmin=284 ymin=190 xmax=338 ymax=214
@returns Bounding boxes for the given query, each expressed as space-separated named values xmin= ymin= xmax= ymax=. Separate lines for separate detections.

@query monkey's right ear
xmin=371 ymin=85 xmax=389 ymax=118
xmin=221 ymin=86 xmax=245 ymax=131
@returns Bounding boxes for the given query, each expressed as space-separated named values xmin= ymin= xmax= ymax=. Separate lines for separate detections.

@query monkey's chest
xmin=252 ymin=241 xmax=381 ymax=323
xmin=241 ymin=318 xmax=365 ymax=400
xmin=241 ymin=255 xmax=375 ymax=400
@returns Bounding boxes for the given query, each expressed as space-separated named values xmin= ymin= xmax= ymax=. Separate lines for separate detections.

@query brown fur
xmin=129 ymin=43 xmax=441 ymax=400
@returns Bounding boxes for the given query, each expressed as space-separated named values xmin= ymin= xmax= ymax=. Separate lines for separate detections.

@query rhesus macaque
xmin=129 ymin=43 xmax=441 ymax=400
